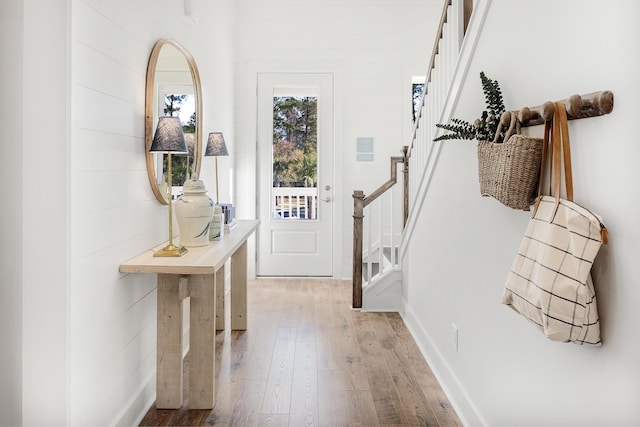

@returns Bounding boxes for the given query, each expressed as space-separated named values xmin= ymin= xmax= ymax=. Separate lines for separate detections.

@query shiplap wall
xmin=232 ymin=0 xmax=444 ymax=278
xmin=403 ymin=1 xmax=640 ymax=425
xmin=0 ymin=0 xmax=234 ymax=425
xmin=69 ymin=1 xmax=234 ymax=425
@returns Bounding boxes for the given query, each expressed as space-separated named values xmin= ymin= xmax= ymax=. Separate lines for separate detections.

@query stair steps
xmin=360 ymin=245 xmax=402 ymax=312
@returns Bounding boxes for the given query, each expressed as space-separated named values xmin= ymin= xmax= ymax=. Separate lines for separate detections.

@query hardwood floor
xmin=140 ymin=278 xmax=462 ymax=427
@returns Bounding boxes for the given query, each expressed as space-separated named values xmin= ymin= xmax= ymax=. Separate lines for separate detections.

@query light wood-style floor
xmin=140 ymin=278 xmax=462 ymax=426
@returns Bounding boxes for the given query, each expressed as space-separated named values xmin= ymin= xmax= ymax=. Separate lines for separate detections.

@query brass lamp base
xmin=153 ymin=243 xmax=188 ymax=257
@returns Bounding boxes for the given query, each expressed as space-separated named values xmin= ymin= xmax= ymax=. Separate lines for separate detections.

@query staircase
xmin=361 ymin=245 xmax=403 ymax=312
xmin=352 ymin=0 xmax=473 ymax=311
xmin=363 ymin=246 xmax=398 ymax=281
xmin=352 ymin=150 xmax=407 ymax=310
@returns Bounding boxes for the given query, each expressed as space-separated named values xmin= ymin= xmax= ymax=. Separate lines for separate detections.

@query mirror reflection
xmin=145 ymin=39 xmax=202 ymax=205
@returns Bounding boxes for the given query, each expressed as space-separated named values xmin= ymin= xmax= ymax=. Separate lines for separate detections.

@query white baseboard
xmin=401 ymin=301 xmax=487 ymax=427
xmin=113 ymin=369 xmax=156 ymax=427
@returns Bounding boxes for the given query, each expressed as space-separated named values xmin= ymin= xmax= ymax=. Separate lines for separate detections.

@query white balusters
xmin=361 ymin=176 xmax=404 ymax=285
xmin=408 ymin=0 xmax=464 ymax=207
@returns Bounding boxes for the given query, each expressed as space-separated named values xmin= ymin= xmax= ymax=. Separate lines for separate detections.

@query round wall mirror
xmin=145 ymin=39 xmax=203 ymax=205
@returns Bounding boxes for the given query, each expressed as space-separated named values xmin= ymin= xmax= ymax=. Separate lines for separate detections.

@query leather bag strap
xmin=552 ymin=104 xmax=562 ymax=199
xmin=551 ymin=102 xmax=573 ymax=200
xmin=533 ymin=106 xmax=554 ymax=214
xmin=534 ymin=102 xmax=573 ymax=217
xmin=556 ymin=101 xmax=573 ymax=201
xmin=549 ymin=102 xmax=574 ymax=220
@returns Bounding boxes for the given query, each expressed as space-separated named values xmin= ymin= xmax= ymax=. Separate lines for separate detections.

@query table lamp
xmin=204 ymin=132 xmax=229 ymax=204
xmin=180 ymin=132 xmax=196 ymax=181
xmin=149 ymin=116 xmax=189 ymax=257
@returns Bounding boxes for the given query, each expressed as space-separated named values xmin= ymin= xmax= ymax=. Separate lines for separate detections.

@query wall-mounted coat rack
xmin=499 ymin=90 xmax=614 ymax=127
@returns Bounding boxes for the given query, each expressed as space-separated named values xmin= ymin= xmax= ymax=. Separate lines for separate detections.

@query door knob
xmin=322 ymin=197 xmax=332 ymax=202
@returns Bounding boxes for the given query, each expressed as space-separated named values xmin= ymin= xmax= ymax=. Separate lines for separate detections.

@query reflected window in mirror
xmin=157 ymin=87 xmax=197 ymax=199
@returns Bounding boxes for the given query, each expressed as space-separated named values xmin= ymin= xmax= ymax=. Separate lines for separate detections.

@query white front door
xmin=256 ymin=73 xmax=334 ymax=276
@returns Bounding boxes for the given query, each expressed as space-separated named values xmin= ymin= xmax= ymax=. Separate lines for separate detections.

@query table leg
xmin=231 ymin=240 xmax=248 ymax=330
xmin=215 ymin=264 xmax=225 ymax=331
xmin=188 ymin=274 xmax=216 ymax=409
xmin=156 ymin=274 xmax=183 ymax=409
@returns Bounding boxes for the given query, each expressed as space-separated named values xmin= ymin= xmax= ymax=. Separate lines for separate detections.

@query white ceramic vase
xmin=175 ymin=179 xmax=214 ymax=247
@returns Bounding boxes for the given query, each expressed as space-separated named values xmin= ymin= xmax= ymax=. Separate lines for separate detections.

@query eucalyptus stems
xmin=434 ymin=72 xmax=506 ymax=142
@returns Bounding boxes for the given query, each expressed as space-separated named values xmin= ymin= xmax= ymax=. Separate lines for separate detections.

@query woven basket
xmin=477 ymin=112 xmax=543 ymax=210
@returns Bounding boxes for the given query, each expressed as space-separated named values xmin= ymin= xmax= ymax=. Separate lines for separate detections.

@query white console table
xmin=119 ymin=219 xmax=259 ymax=409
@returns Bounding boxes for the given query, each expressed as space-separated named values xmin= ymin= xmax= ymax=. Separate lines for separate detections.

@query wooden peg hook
xmin=500 ymin=90 xmax=614 ymax=127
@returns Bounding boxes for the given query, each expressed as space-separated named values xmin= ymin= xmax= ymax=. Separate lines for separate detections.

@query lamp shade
xmin=149 ymin=116 xmax=189 ymax=153
xmin=205 ymin=132 xmax=229 ymax=156
xmin=179 ymin=132 xmax=196 ymax=157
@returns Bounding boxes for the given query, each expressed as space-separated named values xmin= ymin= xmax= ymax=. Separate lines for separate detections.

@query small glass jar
xmin=209 ymin=205 xmax=223 ymax=241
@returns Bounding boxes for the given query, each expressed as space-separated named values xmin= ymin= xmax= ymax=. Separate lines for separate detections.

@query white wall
xmin=2 ymin=3 xmax=71 ymax=425
xmin=21 ymin=0 xmax=71 ymax=425
xmin=0 ymin=0 xmax=24 ymax=425
xmin=403 ymin=1 xmax=640 ymax=425
xmin=0 ymin=0 xmax=234 ymax=426
xmin=233 ymin=0 xmax=443 ymax=278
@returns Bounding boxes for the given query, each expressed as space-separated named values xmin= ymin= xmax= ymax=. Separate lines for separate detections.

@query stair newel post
xmin=352 ymin=190 xmax=365 ymax=309
xmin=402 ymin=145 xmax=409 ymax=228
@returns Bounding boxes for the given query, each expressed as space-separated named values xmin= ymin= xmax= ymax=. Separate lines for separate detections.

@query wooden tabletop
xmin=119 ymin=220 xmax=259 ymax=276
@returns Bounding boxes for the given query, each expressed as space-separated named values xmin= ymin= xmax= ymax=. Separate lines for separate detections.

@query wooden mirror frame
xmin=145 ymin=39 xmax=203 ymax=205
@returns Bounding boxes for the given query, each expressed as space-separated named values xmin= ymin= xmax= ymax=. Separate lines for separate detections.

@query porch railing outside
xmin=272 ymin=187 xmax=317 ymax=220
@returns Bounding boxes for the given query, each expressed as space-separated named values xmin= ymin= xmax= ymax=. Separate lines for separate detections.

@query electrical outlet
xmin=451 ymin=323 xmax=459 ymax=351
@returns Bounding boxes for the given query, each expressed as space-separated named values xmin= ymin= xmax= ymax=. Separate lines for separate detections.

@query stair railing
xmin=352 ymin=0 xmax=472 ymax=309
xmin=352 ymin=147 xmax=408 ymax=309
xmin=408 ymin=0 xmax=465 ymax=208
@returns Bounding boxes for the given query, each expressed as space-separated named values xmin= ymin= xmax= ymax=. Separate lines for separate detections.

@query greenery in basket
xmin=434 ymin=72 xmax=506 ymax=142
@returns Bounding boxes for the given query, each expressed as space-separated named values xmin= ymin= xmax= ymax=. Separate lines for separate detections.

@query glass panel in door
xmin=272 ymin=94 xmax=318 ymax=221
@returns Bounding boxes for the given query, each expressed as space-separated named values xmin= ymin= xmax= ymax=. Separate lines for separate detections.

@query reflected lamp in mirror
xmin=149 ymin=116 xmax=189 ymax=257
xmin=205 ymin=132 xmax=229 ymax=204
xmin=175 ymin=132 xmax=196 ymax=182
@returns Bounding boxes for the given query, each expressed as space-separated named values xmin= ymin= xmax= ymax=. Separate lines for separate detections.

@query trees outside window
xmin=272 ymin=96 xmax=318 ymax=188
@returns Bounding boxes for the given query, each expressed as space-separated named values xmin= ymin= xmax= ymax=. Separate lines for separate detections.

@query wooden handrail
xmin=363 ymin=149 xmax=408 ymax=208
xmin=426 ymin=0 xmax=453 ymax=87
xmin=408 ymin=0 xmax=473 ymax=158
xmin=408 ymin=0 xmax=453 ymax=155
xmin=463 ymin=0 xmax=473 ymax=34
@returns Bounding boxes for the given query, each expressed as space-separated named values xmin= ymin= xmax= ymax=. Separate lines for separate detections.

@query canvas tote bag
xmin=502 ymin=102 xmax=607 ymax=345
